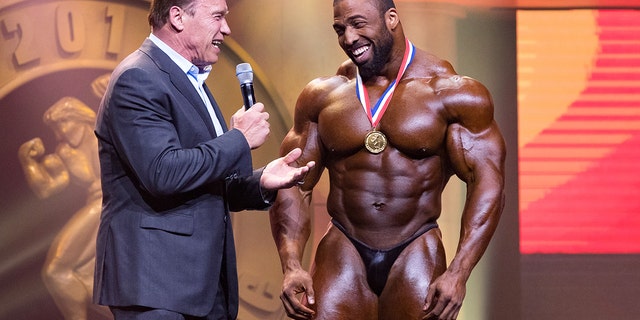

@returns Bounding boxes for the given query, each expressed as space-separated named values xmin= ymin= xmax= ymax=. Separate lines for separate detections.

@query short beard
xmin=355 ymin=30 xmax=394 ymax=81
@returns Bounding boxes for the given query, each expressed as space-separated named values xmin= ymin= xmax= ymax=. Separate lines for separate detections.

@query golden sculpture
xmin=17 ymin=75 xmax=111 ymax=320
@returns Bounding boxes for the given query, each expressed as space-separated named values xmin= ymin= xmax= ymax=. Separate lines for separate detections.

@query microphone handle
xmin=240 ymin=83 xmax=256 ymax=110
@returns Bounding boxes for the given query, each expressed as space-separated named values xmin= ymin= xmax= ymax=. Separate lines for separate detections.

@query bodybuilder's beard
xmin=357 ymin=32 xmax=394 ymax=81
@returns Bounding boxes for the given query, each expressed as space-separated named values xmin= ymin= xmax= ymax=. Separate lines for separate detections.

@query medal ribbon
xmin=356 ymin=39 xmax=415 ymax=127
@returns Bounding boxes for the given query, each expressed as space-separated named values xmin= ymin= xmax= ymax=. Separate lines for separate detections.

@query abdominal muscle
xmin=324 ymin=148 xmax=445 ymax=249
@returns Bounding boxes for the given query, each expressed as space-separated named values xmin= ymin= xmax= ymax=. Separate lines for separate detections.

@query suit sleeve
xmin=226 ymin=168 xmax=276 ymax=212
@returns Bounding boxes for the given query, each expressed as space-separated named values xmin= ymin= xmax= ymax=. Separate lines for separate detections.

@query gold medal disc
xmin=364 ymin=130 xmax=387 ymax=154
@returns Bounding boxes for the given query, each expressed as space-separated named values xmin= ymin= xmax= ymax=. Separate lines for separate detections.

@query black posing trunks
xmin=331 ymin=219 xmax=439 ymax=296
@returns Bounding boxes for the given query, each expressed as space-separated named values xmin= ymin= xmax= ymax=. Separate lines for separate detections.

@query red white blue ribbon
xmin=356 ymin=39 xmax=415 ymax=127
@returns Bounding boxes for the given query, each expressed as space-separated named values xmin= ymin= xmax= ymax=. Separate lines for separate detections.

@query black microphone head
xmin=236 ymin=63 xmax=253 ymax=85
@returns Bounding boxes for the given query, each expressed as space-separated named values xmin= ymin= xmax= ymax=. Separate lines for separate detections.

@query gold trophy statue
xmin=17 ymin=75 xmax=112 ymax=320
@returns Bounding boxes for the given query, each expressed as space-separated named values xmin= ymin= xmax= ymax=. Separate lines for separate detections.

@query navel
xmin=372 ymin=202 xmax=386 ymax=211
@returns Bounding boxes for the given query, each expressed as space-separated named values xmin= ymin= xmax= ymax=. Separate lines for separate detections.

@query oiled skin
xmin=270 ymin=1 xmax=506 ymax=319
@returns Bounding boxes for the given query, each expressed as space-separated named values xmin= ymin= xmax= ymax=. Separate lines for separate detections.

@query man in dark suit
xmin=93 ymin=0 xmax=314 ymax=319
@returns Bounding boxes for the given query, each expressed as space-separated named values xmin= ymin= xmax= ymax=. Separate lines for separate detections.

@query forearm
xmin=448 ymin=179 xmax=505 ymax=281
xmin=269 ymin=187 xmax=312 ymax=273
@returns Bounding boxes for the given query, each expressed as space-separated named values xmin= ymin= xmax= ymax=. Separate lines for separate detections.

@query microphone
xmin=235 ymin=63 xmax=256 ymax=110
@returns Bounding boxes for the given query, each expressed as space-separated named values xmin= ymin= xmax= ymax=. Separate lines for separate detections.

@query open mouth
xmin=211 ymin=40 xmax=223 ymax=48
xmin=352 ymin=45 xmax=370 ymax=57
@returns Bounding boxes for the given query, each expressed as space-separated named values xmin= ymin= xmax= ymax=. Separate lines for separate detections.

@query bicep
xmin=444 ymin=84 xmax=504 ymax=185
xmin=280 ymin=82 xmax=330 ymax=189
xmin=446 ymin=120 xmax=505 ymax=188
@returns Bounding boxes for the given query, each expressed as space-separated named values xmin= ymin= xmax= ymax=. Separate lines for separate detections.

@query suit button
xmin=224 ymin=215 xmax=228 ymax=222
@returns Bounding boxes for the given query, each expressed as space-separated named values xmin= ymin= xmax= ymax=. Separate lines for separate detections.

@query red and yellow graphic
xmin=518 ymin=9 xmax=640 ymax=254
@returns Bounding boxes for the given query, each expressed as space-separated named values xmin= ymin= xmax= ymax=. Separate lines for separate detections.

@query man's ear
xmin=168 ymin=6 xmax=185 ymax=32
xmin=386 ymin=8 xmax=399 ymax=31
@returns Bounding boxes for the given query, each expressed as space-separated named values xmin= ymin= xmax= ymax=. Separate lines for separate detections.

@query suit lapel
xmin=140 ymin=39 xmax=218 ymax=137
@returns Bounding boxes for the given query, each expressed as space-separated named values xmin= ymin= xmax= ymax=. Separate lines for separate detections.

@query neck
xmin=152 ymin=27 xmax=190 ymax=62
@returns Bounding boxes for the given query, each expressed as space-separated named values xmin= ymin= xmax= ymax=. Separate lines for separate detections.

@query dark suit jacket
xmin=93 ymin=39 xmax=272 ymax=318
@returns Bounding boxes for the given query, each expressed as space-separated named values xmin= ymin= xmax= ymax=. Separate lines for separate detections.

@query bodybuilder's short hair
xmin=334 ymin=0 xmax=396 ymax=16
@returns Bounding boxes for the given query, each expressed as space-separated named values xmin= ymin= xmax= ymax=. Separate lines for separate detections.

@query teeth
xmin=352 ymin=45 xmax=369 ymax=56
xmin=211 ymin=40 xmax=222 ymax=47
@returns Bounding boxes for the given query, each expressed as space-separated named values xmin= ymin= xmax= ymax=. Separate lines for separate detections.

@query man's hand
xmin=261 ymin=148 xmax=315 ymax=191
xmin=422 ymin=271 xmax=466 ymax=320
xmin=230 ymin=103 xmax=270 ymax=149
xmin=281 ymin=267 xmax=316 ymax=320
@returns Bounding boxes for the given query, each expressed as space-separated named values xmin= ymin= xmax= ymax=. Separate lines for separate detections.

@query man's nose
xmin=221 ymin=18 xmax=231 ymax=36
xmin=344 ymin=27 xmax=359 ymax=45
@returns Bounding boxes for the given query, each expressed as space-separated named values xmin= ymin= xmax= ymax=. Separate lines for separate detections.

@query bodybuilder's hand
xmin=281 ymin=268 xmax=316 ymax=320
xmin=422 ymin=271 xmax=466 ymax=320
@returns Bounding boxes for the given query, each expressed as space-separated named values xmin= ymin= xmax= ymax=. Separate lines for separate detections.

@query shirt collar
xmin=148 ymin=33 xmax=212 ymax=83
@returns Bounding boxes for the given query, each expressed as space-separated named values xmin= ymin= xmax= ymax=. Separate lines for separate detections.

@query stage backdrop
xmin=1 ymin=1 xmax=519 ymax=319
xmin=518 ymin=9 xmax=640 ymax=319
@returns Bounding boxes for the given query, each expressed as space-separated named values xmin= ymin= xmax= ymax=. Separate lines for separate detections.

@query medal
xmin=356 ymin=39 xmax=415 ymax=154
xmin=364 ymin=130 xmax=387 ymax=154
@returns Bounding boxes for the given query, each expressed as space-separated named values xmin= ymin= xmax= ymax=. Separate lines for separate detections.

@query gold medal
xmin=364 ymin=130 xmax=387 ymax=154
xmin=356 ymin=40 xmax=414 ymax=155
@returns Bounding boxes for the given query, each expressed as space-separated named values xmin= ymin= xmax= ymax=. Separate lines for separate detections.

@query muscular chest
xmin=317 ymin=81 xmax=448 ymax=158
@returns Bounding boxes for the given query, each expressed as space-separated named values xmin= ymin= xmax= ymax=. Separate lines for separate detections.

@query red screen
xmin=518 ymin=9 xmax=640 ymax=254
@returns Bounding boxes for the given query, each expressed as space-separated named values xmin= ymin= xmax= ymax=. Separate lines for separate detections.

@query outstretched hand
xmin=261 ymin=148 xmax=315 ymax=191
